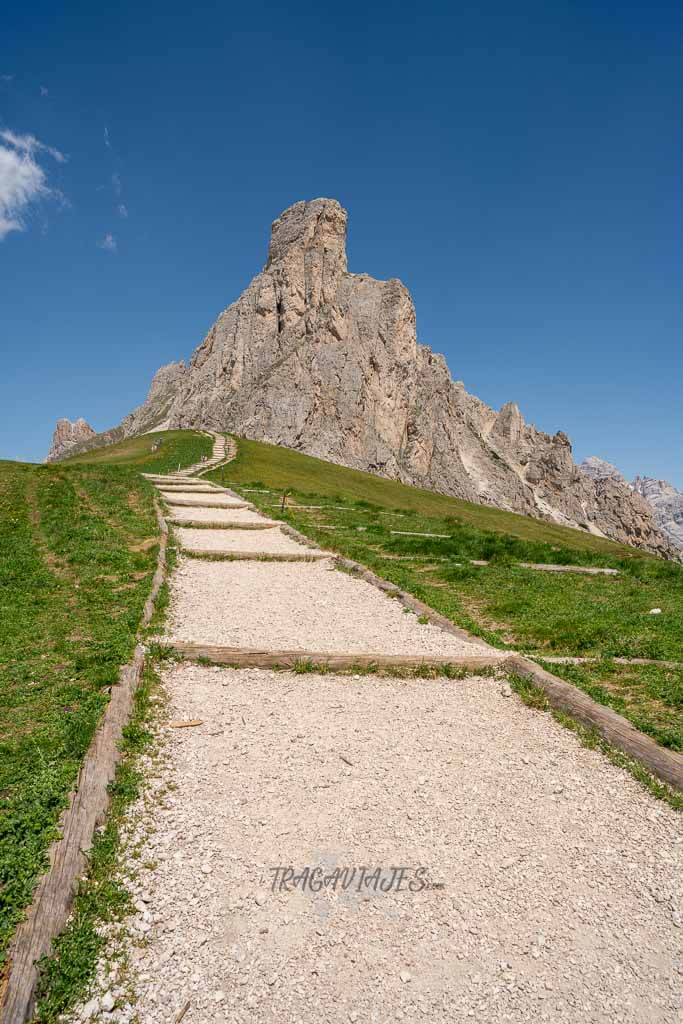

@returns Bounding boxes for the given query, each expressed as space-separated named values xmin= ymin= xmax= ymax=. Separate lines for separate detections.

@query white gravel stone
xmin=174 ymin=526 xmax=325 ymax=555
xmin=166 ymin=557 xmax=495 ymax=656
xmin=81 ymin=665 xmax=682 ymax=1024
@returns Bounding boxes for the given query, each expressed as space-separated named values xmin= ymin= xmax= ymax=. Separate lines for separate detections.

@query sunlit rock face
xmin=52 ymin=198 xmax=673 ymax=557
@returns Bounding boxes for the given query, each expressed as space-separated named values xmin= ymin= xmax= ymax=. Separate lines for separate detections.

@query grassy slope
xmin=62 ymin=429 xmax=212 ymax=472
xmin=208 ymin=436 xmax=683 ymax=751
xmin=211 ymin=438 xmax=651 ymax=558
xmin=0 ymin=431 xmax=209 ymax=970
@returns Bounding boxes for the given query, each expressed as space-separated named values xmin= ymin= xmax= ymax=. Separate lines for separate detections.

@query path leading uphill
xmin=76 ymin=435 xmax=681 ymax=1024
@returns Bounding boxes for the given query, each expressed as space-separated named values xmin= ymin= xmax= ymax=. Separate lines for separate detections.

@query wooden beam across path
xmin=180 ymin=549 xmax=331 ymax=562
xmin=163 ymin=642 xmax=506 ymax=673
xmin=158 ymin=487 xmax=229 ymax=494
xmin=163 ymin=498 xmax=249 ymax=509
xmin=143 ymin=476 xmax=206 ymax=483
xmin=168 ymin=519 xmax=278 ymax=530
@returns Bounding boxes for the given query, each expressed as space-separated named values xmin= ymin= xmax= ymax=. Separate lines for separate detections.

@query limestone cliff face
xmin=632 ymin=477 xmax=683 ymax=551
xmin=49 ymin=198 xmax=672 ymax=557
xmin=46 ymin=417 xmax=95 ymax=462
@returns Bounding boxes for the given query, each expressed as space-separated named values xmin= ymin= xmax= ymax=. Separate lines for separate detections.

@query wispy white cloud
xmin=97 ymin=232 xmax=117 ymax=252
xmin=0 ymin=129 xmax=67 ymax=164
xmin=40 ymin=85 xmax=49 ymax=97
xmin=104 ymin=125 xmax=111 ymax=149
xmin=1 ymin=75 xmax=13 ymax=83
xmin=117 ymin=202 xmax=128 ymax=218
xmin=111 ymin=171 xmax=121 ymax=195
xmin=0 ymin=127 xmax=66 ymax=241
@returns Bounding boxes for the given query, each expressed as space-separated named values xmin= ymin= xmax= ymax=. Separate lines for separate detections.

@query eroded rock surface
xmin=632 ymin=476 xmax=683 ymax=551
xmin=48 ymin=198 xmax=672 ymax=556
xmin=46 ymin=417 xmax=95 ymax=462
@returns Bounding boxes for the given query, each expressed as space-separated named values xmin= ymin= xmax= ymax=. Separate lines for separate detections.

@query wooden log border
xmin=1 ymin=503 xmax=170 ymax=1024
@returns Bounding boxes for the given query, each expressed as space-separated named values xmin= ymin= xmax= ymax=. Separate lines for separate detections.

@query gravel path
xmin=175 ymin=526 xmax=327 ymax=555
xmin=165 ymin=558 xmax=494 ymax=656
xmin=169 ymin=506 xmax=279 ymax=526
xmin=63 ymin=451 xmax=682 ymax=1024
xmin=81 ymin=664 xmax=682 ymax=1024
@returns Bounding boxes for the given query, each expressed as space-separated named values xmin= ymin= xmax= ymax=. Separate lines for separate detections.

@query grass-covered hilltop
xmin=1 ymin=427 xmax=681 ymax=977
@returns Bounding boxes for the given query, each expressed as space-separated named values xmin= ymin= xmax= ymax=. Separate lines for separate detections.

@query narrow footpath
xmin=74 ymin=434 xmax=681 ymax=1024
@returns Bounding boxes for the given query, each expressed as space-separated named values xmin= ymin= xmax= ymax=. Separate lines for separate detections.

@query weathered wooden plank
xmin=180 ymin=549 xmax=330 ymax=562
xmin=518 ymin=562 xmax=619 ymax=576
xmin=0 ymin=506 xmax=169 ymax=1024
xmin=157 ymin=487 xmax=226 ymax=494
xmin=163 ymin=498 xmax=249 ymax=509
xmin=168 ymin=519 xmax=278 ymax=530
xmin=164 ymin=642 xmax=507 ymax=672
xmin=390 ymin=530 xmax=450 ymax=538
xmin=506 ymin=655 xmax=683 ymax=793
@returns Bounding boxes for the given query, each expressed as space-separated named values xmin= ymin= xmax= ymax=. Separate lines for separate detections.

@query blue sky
xmin=1 ymin=0 xmax=681 ymax=486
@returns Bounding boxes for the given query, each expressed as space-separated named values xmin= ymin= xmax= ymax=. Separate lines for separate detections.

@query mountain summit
xmin=50 ymin=198 xmax=672 ymax=557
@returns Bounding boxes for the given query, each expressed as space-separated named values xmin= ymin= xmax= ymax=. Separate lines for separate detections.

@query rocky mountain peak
xmin=579 ymin=456 xmax=626 ymax=483
xmin=46 ymin=198 xmax=675 ymax=558
xmin=266 ymin=198 xmax=348 ymax=274
xmin=46 ymin=417 xmax=95 ymax=462
xmin=632 ymin=476 xmax=683 ymax=551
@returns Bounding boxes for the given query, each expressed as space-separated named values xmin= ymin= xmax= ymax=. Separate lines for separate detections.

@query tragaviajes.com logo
xmin=269 ymin=865 xmax=443 ymax=894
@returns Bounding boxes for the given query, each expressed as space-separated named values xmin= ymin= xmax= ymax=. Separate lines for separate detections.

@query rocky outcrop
xmin=52 ymin=362 xmax=187 ymax=460
xmin=123 ymin=361 xmax=187 ymax=435
xmin=632 ymin=477 xmax=683 ymax=551
xmin=46 ymin=418 xmax=96 ymax=462
xmin=579 ymin=456 xmax=625 ymax=484
xmin=49 ymin=198 xmax=672 ymax=557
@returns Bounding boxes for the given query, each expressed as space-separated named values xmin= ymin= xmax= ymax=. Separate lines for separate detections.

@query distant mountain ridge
xmin=47 ymin=197 xmax=674 ymax=558
xmin=632 ymin=476 xmax=683 ymax=551
xmin=578 ymin=457 xmax=683 ymax=552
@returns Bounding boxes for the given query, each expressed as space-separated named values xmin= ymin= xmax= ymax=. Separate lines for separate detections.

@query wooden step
xmin=163 ymin=498 xmax=249 ymax=509
xmin=161 ymin=642 xmax=505 ymax=672
xmin=179 ymin=549 xmax=330 ymax=562
xmin=168 ymin=519 xmax=278 ymax=530
xmin=158 ymin=487 xmax=226 ymax=494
